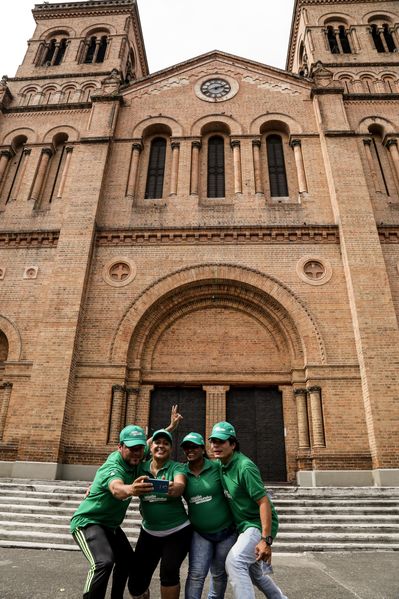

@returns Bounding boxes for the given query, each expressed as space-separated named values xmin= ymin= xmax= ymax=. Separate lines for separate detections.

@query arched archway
xmin=109 ymin=265 xmax=325 ymax=480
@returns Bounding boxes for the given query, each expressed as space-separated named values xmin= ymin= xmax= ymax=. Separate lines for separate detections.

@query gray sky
xmin=1 ymin=0 xmax=296 ymax=78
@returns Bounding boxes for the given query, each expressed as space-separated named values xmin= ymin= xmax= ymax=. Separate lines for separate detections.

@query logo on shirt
xmin=142 ymin=495 xmax=167 ymax=503
xmin=224 ymin=490 xmax=232 ymax=499
xmin=189 ymin=495 xmax=212 ymax=505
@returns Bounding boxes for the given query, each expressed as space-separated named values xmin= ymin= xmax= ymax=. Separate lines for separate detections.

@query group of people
xmin=70 ymin=408 xmax=288 ymax=599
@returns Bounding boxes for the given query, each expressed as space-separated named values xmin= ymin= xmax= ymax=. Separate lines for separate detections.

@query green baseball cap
xmin=209 ymin=421 xmax=237 ymax=441
xmin=119 ymin=425 xmax=147 ymax=447
xmin=152 ymin=428 xmax=173 ymax=444
xmin=180 ymin=432 xmax=205 ymax=447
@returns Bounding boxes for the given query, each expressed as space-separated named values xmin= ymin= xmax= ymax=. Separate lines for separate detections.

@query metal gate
xmin=226 ymin=387 xmax=287 ymax=481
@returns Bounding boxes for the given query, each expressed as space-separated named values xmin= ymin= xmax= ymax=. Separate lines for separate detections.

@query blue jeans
xmin=225 ymin=527 xmax=288 ymax=599
xmin=185 ymin=529 xmax=237 ymax=599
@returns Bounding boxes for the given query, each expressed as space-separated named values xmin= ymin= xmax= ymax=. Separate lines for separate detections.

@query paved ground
xmin=0 ymin=548 xmax=398 ymax=599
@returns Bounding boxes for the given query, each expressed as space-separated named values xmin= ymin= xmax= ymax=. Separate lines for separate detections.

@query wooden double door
xmin=149 ymin=385 xmax=287 ymax=481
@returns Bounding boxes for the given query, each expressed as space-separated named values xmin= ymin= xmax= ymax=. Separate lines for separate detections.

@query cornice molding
xmin=33 ymin=1 xmax=136 ymax=20
xmin=0 ymin=230 xmax=60 ymax=248
xmin=96 ymin=225 xmax=340 ymax=246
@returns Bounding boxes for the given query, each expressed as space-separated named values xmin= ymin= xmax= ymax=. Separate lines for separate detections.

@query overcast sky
xmin=0 ymin=0 xmax=296 ymax=78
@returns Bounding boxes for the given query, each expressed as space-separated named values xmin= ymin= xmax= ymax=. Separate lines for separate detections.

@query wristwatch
xmin=261 ymin=535 xmax=273 ymax=546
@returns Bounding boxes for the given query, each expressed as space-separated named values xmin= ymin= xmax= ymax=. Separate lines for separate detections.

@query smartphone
xmin=147 ymin=478 xmax=170 ymax=493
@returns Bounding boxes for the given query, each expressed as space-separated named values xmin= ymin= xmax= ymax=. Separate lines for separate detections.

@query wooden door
xmin=226 ymin=387 xmax=287 ymax=481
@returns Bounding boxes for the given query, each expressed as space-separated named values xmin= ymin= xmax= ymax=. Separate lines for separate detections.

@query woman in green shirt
xmin=128 ymin=429 xmax=191 ymax=599
xmin=181 ymin=432 xmax=237 ymax=599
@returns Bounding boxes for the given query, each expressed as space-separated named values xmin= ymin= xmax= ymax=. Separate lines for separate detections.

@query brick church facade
xmin=0 ymin=0 xmax=398 ymax=485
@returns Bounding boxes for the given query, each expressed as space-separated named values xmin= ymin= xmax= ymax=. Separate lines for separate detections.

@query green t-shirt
xmin=138 ymin=460 xmax=189 ymax=531
xmin=219 ymin=452 xmax=279 ymax=537
xmin=70 ymin=451 xmax=137 ymax=533
xmin=183 ymin=458 xmax=234 ymax=534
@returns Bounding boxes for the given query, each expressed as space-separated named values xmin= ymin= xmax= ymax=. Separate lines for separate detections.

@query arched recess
xmin=39 ymin=26 xmax=76 ymax=40
xmin=132 ymin=116 xmax=183 ymax=139
xmin=2 ymin=127 xmax=36 ymax=146
xmin=358 ymin=116 xmax=395 ymax=136
xmin=0 ymin=316 xmax=22 ymax=362
xmin=111 ymin=264 xmax=326 ymax=371
xmin=42 ymin=125 xmax=79 ymax=143
xmin=250 ymin=113 xmax=303 ymax=136
xmin=80 ymin=23 xmax=116 ymax=37
xmin=191 ymin=114 xmax=242 ymax=137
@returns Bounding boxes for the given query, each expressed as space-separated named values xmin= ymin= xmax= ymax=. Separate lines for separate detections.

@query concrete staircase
xmin=0 ymin=479 xmax=398 ymax=552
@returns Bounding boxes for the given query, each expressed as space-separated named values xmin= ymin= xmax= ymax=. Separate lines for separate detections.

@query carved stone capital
xmin=65 ymin=146 xmax=74 ymax=154
xmin=385 ymin=139 xmax=398 ymax=149
xmin=192 ymin=140 xmax=202 ymax=150
xmin=290 ymin=139 xmax=302 ymax=148
xmin=112 ymin=384 xmax=125 ymax=393
xmin=132 ymin=142 xmax=143 ymax=152
xmin=1 ymin=382 xmax=13 ymax=389
xmin=42 ymin=147 xmax=53 ymax=157
xmin=252 ymin=139 xmax=261 ymax=148
xmin=171 ymin=141 xmax=180 ymax=150
xmin=126 ymin=387 xmax=140 ymax=395
xmin=230 ymin=140 xmax=241 ymax=149
xmin=0 ymin=149 xmax=13 ymax=159
xmin=308 ymin=386 xmax=321 ymax=394
xmin=363 ymin=138 xmax=372 ymax=146
xmin=294 ymin=388 xmax=307 ymax=397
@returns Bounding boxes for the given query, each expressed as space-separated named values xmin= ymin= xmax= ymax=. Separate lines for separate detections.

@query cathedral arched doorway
xmin=115 ymin=264 xmax=325 ymax=482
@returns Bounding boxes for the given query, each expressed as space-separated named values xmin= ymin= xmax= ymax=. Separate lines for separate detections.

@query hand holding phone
xmin=146 ymin=478 xmax=170 ymax=493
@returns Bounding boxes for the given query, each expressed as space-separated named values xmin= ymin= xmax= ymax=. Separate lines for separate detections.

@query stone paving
xmin=0 ymin=547 xmax=398 ymax=599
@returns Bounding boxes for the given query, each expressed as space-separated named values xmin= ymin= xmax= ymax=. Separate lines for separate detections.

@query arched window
xmin=145 ymin=138 xmax=166 ymax=199
xmin=40 ymin=133 xmax=70 ymax=204
xmin=207 ymin=136 xmax=225 ymax=198
xmin=267 ymin=135 xmax=288 ymax=197
xmin=1 ymin=136 xmax=28 ymax=204
xmin=326 ymin=26 xmax=340 ymax=54
xmin=370 ymin=23 xmax=397 ymax=53
xmin=40 ymin=36 xmax=68 ymax=66
xmin=84 ymin=34 xmax=108 ymax=64
xmin=338 ymin=26 xmax=352 ymax=53
xmin=326 ymin=25 xmax=352 ymax=54
xmin=0 ymin=330 xmax=8 ymax=382
xmin=96 ymin=36 xmax=108 ymax=63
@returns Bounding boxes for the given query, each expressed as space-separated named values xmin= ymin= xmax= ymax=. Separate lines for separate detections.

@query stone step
xmin=1 ymin=480 xmax=398 ymax=552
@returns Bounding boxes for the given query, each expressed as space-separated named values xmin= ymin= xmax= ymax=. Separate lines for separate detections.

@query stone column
xmin=125 ymin=387 xmax=139 ymax=425
xmin=294 ymin=388 xmax=310 ymax=449
xmin=50 ymin=43 xmax=60 ymax=66
xmin=203 ymin=385 xmax=229 ymax=441
xmin=363 ymin=139 xmax=381 ymax=192
xmin=92 ymin=39 xmax=101 ymax=64
xmin=252 ymin=140 xmax=263 ymax=194
xmin=0 ymin=382 xmax=12 ymax=440
xmin=108 ymin=385 xmax=126 ymax=444
xmin=231 ymin=140 xmax=242 ymax=194
xmin=56 ymin=147 xmax=73 ymax=199
xmin=349 ymin=27 xmax=360 ymax=53
xmin=334 ymin=28 xmax=344 ymax=53
xmin=308 ymin=386 xmax=325 ymax=448
xmin=136 ymin=385 xmax=154 ymax=431
xmin=190 ymin=141 xmax=201 ymax=195
xmin=290 ymin=139 xmax=308 ymax=193
xmin=0 ymin=150 xmax=12 ymax=188
xmin=30 ymin=148 xmax=53 ymax=204
xmin=10 ymin=148 xmax=31 ymax=202
xmin=126 ymin=142 xmax=142 ymax=200
xmin=385 ymin=139 xmax=399 ymax=184
xmin=377 ymin=27 xmax=389 ymax=53
xmin=169 ymin=141 xmax=180 ymax=196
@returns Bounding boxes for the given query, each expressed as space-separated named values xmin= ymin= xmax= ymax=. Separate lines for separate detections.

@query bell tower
xmin=10 ymin=0 xmax=148 ymax=107
xmin=287 ymin=0 xmax=399 ymax=81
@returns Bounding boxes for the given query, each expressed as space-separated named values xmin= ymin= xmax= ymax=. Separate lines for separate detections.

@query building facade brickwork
xmin=0 ymin=0 xmax=398 ymax=485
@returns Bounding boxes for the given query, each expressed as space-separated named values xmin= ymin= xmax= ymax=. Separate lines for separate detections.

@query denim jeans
xmin=225 ymin=527 xmax=288 ymax=599
xmin=185 ymin=529 xmax=237 ymax=599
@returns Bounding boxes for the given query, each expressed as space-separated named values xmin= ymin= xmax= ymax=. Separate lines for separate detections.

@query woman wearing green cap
xmin=128 ymin=428 xmax=191 ymax=599
xmin=209 ymin=421 xmax=288 ymax=599
xmin=180 ymin=431 xmax=237 ymax=599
